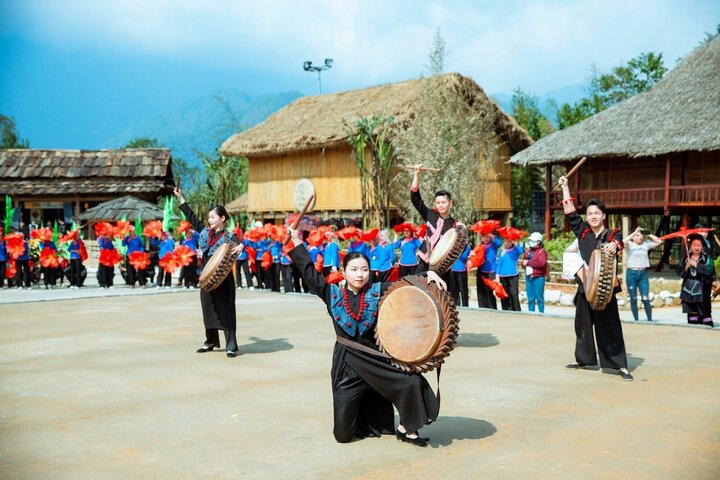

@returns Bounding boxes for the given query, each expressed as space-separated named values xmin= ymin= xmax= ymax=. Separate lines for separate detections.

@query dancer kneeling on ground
xmin=288 ymin=225 xmax=444 ymax=446
xmin=174 ymin=186 xmax=245 ymax=358
xmin=558 ymin=175 xmax=633 ymax=382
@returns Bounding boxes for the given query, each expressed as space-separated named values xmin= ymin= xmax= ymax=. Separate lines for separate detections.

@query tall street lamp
xmin=303 ymin=58 xmax=333 ymax=95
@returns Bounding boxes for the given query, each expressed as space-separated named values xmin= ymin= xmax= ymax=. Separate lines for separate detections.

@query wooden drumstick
xmin=404 ymin=165 xmax=440 ymax=172
xmin=553 ymin=156 xmax=587 ymax=190
xmin=284 ymin=194 xmax=315 ymax=245
xmin=176 ymin=176 xmax=181 ymax=191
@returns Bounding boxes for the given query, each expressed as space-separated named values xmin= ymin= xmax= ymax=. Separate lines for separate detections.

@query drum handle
xmin=335 ymin=336 xmax=390 ymax=359
xmin=284 ymin=194 xmax=315 ymax=245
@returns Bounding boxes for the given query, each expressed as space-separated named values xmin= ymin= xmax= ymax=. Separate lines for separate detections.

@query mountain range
xmin=97 ymin=83 xmax=586 ymax=168
xmin=100 ymin=90 xmax=303 ymax=166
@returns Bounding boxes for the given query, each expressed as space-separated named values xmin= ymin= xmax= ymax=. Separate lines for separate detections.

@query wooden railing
xmin=549 ymin=184 xmax=720 ymax=209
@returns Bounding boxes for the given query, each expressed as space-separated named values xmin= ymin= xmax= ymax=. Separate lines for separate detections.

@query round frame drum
xmin=376 ymin=275 xmax=459 ymax=373
xmin=429 ymin=224 xmax=468 ymax=276
xmin=199 ymin=241 xmax=238 ymax=292
xmin=585 ymin=248 xmax=617 ymax=310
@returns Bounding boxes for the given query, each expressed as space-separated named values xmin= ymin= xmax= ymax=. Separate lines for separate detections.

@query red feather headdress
xmin=159 ymin=252 xmax=181 ymax=273
xmin=31 ymin=228 xmax=53 ymax=242
xmin=482 ymin=277 xmax=508 ymax=299
xmin=174 ymin=245 xmax=196 ymax=267
xmin=39 ymin=247 xmax=59 ymax=268
xmin=128 ymin=251 xmax=150 ymax=270
xmin=99 ymin=249 xmax=122 ymax=267
xmin=496 ymin=226 xmax=527 ymax=241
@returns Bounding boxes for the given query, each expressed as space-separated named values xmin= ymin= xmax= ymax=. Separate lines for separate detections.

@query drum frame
xmin=429 ymin=224 xmax=469 ymax=276
xmin=199 ymin=240 xmax=239 ymax=292
xmin=585 ymin=247 xmax=617 ymax=310
xmin=375 ymin=275 xmax=460 ymax=373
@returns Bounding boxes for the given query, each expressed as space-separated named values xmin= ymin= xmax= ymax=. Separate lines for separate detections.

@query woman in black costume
xmin=288 ymin=226 xmax=446 ymax=446
xmin=174 ymin=186 xmax=244 ymax=357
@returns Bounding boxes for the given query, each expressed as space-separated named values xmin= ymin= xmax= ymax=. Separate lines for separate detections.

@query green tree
xmin=556 ymin=52 xmax=667 ymax=129
xmin=699 ymin=23 xmax=720 ymax=45
xmin=509 ymin=89 xmax=550 ymax=229
xmin=344 ymin=115 xmax=399 ymax=228
xmin=1 ymin=115 xmax=30 ymax=149
xmin=427 ymin=28 xmax=447 ymax=75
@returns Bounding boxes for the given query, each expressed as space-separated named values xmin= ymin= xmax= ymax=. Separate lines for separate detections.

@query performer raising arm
xmin=558 ymin=175 xmax=633 ymax=381
xmin=288 ymin=225 xmax=445 ymax=446
xmin=174 ymin=186 xmax=244 ymax=358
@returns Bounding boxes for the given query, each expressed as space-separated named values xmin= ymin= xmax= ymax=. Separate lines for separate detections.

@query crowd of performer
xmin=0 ymin=203 xmax=716 ymax=330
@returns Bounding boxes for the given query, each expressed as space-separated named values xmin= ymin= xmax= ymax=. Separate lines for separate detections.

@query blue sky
xmin=1 ymin=0 xmax=718 ymax=148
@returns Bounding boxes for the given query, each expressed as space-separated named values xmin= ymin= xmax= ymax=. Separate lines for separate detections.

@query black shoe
xmin=565 ymin=362 xmax=586 ymax=369
xmin=226 ymin=351 xmax=239 ymax=358
xmin=395 ymin=428 xmax=428 ymax=447
xmin=619 ymin=370 xmax=634 ymax=381
xmin=196 ymin=345 xmax=216 ymax=353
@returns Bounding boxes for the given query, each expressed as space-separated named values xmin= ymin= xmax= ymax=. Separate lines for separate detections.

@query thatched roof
xmin=0 ymin=149 xmax=174 ymax=195
xmin=226 ymin=193 xmax=248 ymax=215
xmin=221 ymin=73 xmax=532 ymax=158
xmin=73 ymin=195 xmax=177 ymax=222
xmin=510 ymin=36 xmax=720 ymax=166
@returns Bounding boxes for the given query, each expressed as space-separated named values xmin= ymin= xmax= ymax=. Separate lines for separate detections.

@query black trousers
xmin=69 ymin=259 xmax=82 ymax=286
xmin=99 ymin=264 xmax=114 ymax=287
xmin=42 ymin=266 xmax=57 ymax=286
xmin=476 ymin=271 xmax=497 ymax=310
xmin=573 ymin=292 xmax=628 ymax=369
xmin=16 ymin=260 xmax=31 ymax=287
xmin=499 ymin=275 xmax=521 ymax=311
xmin=399 ymin=264 xmax=417 ymax=278
xmin=180 ymin=255 xmax=198 ymax=287
xmin=451 ymin=271 xmax=469 ymax=307
xmin=236 ymin=259 xmax=253 ymax=288
xmin=156 ymin=269 xmax=172 ymax=287
xmin=372 ymin=270 xmax=390 ymax=284
xmin=267 ymin=263 xmax=280 ymax=292
xmin=255 ymin=263 xmax=267 ymax=289
xmin=126 ymin=261 xmax=146 ymax=286
xmin=281 ymin=264 xmax=302 ymax=293
xmin=294 ymin=263 xmax=309 ymax=293
xmin=0 ymin=261 xmax=5 ymax=287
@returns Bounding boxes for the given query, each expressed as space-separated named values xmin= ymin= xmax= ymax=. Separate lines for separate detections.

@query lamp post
xmin=303 ymin=58 xmax=333 ymax=95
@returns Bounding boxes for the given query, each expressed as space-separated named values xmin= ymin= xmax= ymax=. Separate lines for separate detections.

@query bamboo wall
xmin=247 ymin=146 xmax=362 ymax=215
xmin=248 ymin=140 xmax=513 ymax=216
xmin=474 ymin=143 xmax=512 ymax=212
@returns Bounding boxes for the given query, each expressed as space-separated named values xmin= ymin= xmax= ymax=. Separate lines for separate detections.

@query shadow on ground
xmin=456 ymin=332 xmax=500 ymax=348
xmin=237 ymin=336 xmax=294 ymax=354
xmin=424 ymin=416 xmax=497 ymax=448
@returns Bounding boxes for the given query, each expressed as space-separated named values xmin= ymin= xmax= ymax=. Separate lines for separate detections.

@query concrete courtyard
xmin=1 ymin=289 xmax=719 ymax=479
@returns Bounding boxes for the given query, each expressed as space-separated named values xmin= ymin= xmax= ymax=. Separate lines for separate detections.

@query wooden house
xmin=0 ymin=149 xmax=174 ymax=227
xmin=510 ymin=37 xmax=720 ymax=236
xmin=220 ymin=73 xmax=532 ymax=223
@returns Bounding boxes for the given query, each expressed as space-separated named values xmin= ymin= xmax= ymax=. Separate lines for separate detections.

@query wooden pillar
xmin=545 ymin=165 xmax=552 ymax=240
xmin=621 ymin=215 xmax=629 ymax=293
xmin=663 ymin=156 xmax=671 ymax=214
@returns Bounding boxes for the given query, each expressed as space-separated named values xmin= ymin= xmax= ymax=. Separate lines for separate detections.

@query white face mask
xmin=528 ymin=241 xmax=538 ymax=248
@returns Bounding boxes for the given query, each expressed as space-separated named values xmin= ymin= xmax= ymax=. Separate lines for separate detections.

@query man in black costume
xmin=559 ymin=175 xmax=633 ymax=381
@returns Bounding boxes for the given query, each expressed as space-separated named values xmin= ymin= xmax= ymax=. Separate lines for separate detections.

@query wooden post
xmin=663 ymin=156 xmax=671 ymax=211
xmin=621 ymin=215 xmax=629 ymax=294
xmin=545 ymin=165 xmax=552 ymax=240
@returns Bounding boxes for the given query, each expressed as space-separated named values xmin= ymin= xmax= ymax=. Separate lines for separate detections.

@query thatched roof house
xmin=0 ymin=148 xmax=174 ymax=228
xmin=509 ymin=36 xmax=720 ymax=234
xmin=221 ymin=73 xmax=532 ymax=222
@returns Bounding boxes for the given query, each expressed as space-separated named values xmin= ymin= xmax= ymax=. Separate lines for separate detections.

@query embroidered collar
xmin=330 ymin=283 xmax=381 ymax=336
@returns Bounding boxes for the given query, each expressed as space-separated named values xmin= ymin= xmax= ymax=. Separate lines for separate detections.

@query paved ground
xmin=1 ymin=289 xmax=719 ymax=479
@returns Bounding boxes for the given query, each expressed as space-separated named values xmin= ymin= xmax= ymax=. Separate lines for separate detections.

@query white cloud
xmin=6 ymin=0 xmax=720 ymax=93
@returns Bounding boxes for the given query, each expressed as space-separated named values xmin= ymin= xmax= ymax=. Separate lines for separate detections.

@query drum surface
xmin=376 ymin=285 xmax=443 ymax=364
xmin=376 ymin=275 xmax=460 ymax=373
xmin=429 ymin=229 xmax=457 ymax=267
xmin=199 ymin=242 xmax=237 ymax=291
